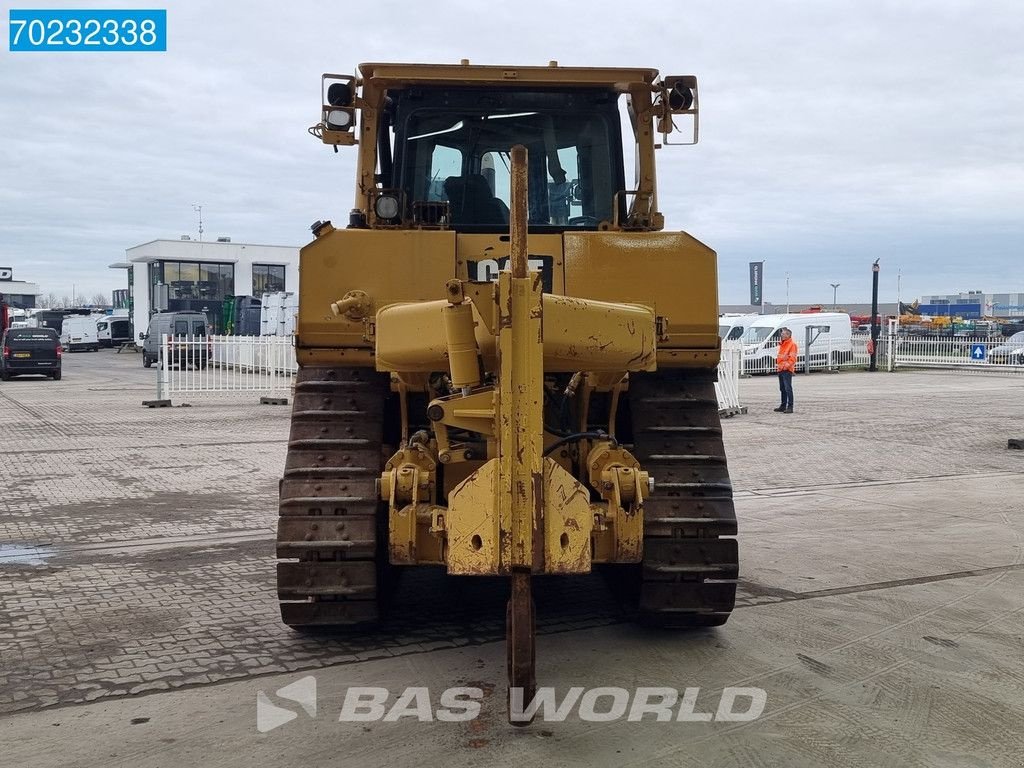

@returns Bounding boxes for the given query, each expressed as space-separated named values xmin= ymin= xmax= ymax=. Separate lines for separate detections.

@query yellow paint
xmin=497 ymin=270 xmax=544 ymax=570
xmin=297 ymin=228 xmax=455 ymax=350
xmin=542 ymin=459 xmax=593 ymax=574
xmin=446 ymin=459 xmax=502 ymax=575
xmin=563 ymin=230 xmax=721 ymax=364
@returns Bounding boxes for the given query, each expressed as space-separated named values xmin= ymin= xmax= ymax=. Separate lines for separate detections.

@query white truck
xmin=96 ymin=315 xmax=132 ymax=347
xmin=741 ymin=312 xmax=852 ymax=374
xmin=60 ymin=315 xmax=100 ymax=352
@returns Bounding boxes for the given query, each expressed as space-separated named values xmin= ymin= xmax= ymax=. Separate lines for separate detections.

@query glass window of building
xmin=252 ymin=264 xmax=286 ymax=295
xmin=148 ymin=260 xmax=235 ymax=333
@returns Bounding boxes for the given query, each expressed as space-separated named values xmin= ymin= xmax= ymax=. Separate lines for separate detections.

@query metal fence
xmin=154 ymin=334 xmax=296 ymax=403
xmin=889 ymin=334 xmax=1024 ymax=372
xmin=740 ymin=332 xmax=878 ymax=376
xmin=149 ymin=334 xmax=750 ymax=415
xmin=722 ymin=328 xmax=1024 ymax=377
xmin=716 ymin=341 xmax=745 ymax=416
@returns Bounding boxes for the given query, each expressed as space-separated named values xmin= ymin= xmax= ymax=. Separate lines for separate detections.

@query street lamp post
xmin=830 ymin=282 xmax=840 ymax=310
xmin=869 ymin=260 xmax=880 ymax=371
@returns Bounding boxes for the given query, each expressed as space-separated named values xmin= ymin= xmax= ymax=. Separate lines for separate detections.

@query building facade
xmin=0 ymin=267 xmax=41 ymax=308
xmin=112 ymin=238 xmax=299 ymax=337
xmin=918 ymin=291 xmax=1024 ymax=319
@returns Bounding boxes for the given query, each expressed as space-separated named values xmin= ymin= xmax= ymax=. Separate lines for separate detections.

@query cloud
xmin=1 ymin=0 xmax=1021 ymax=303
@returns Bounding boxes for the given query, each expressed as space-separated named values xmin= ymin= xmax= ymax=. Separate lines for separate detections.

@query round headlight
xmin=326 ymin=109 xmax=352 ymax=130
xmin=374 ymin=195 xmax=400 ymax=220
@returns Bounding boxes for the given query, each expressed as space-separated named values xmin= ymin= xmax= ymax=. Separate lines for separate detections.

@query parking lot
xmin=1 ymin=350 xmax=1023 ymax=767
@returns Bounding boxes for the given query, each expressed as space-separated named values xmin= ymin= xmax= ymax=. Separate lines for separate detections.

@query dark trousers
xmin=778 ymin=371 xmax=794 ymax=409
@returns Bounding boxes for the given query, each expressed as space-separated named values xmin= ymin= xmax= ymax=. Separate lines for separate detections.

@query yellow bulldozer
xmin=277 ymin=60 xmax=738 ymax=720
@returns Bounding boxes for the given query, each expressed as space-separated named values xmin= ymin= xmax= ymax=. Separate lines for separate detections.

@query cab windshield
xmin=390 ymin=87 xmax=624 ymax=229
xmin=743 ymin=326 xmax=779 ymax=345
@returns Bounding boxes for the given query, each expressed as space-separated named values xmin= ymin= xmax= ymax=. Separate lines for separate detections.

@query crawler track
xmin=276 ymin=366 xmax=390 ymax=627
xmin=627 ymin=368 xmax=739 ymax=627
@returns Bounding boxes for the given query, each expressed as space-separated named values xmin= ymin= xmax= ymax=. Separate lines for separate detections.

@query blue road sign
xmin=970 ymin=344 xmax=987 ymax=361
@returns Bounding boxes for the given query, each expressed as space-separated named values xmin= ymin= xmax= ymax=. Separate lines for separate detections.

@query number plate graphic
xmin=9 ymin=9 xmax=167 ymax=52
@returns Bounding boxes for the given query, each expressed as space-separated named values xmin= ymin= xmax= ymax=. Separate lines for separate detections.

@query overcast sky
xmin=1 ymin=0 xmax=1022 ymax=304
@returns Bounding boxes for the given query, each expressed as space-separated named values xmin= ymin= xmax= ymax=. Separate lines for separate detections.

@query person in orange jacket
xmin=774 ymin=327 xmax=797 ymax=413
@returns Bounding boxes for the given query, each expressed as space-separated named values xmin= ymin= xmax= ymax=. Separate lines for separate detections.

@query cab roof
xmin=357 ymin=62 xmax=659 ymax=91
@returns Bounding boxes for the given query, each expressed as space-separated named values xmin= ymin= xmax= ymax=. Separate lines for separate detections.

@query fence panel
xmin=157 ymin=334 xmax=297 ymax=402
xmin=716 ymin=341 xmax=745 ymax=416
xmin=891 ymin=334 xmax=1024 ymax=373
xmin=740 ymin=332 xmax=878 ymax=375
xmin=153 ymin=334 xmax=750 ymax=413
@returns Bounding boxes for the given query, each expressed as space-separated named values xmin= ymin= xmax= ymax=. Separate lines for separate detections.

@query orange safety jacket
xmin=776 ymin=337 xmax=798 ymax=373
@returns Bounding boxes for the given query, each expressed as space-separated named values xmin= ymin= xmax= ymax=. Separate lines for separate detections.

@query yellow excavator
xmin=277 ymin=61 xmax=738 ymax=722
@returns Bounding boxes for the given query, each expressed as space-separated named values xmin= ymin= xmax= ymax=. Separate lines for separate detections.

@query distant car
xmin=1 ymin=327 xmax=62 ymax=380
xmin=988 ymin=331 xmax=1024 ymax=365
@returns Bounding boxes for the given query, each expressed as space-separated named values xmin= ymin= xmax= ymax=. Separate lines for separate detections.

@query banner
xmin=749 ymin=262 xmax=763 ymax=306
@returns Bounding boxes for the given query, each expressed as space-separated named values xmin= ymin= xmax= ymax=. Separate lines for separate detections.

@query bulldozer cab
xmin=388 ymin=87 xmax=623 ymax=229
xmin=314 ymin=62 xmax=699 ymax=232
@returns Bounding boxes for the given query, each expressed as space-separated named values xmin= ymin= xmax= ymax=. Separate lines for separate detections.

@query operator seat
xmin=444 ymin=174 xmax=508 ymax=226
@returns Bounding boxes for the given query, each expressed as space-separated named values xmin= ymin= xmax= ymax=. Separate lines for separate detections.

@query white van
xmin=719 ymin=313 xmax=759 ymax=342
xmin=141 ymin=311 xmax=209 ymax=369
xmin=96 ymin=316 xmax=132 ymax=347
xmin=741 ymin=313 xmax=852 ymax=374
xmin=60 ymin=315 xmax=100 ymax=352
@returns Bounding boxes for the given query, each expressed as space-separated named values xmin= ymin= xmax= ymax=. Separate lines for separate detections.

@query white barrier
xmin=889 ymin=334 xmax=1024 ymax=372
xmin=716 ymin=341 xmax=745 ymax=416
xmin=739 ymin=332 xmax=877 ymax=375
xmin=150 ymin=334 xmax=747 ymax=415
xmin=154 ymin=334 xmax=296 ymax=403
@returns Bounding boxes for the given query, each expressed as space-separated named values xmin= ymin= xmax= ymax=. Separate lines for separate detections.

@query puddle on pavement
xmin=0 ymin=545 xmax=54 ymax=565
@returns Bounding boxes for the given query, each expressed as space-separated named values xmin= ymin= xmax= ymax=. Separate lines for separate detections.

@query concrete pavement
xmin=1 ymin=353 xmax=1023 ymax=766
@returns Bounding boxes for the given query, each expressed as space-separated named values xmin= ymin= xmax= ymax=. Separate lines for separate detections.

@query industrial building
xmin=720 ymin=302 xmax=900 ymax=317
xmin=110 ymin=238 xmax=299 ymax=337
xmin=0 ymin=267 xmax=42 ymax=308
xmin=917 ymin=290 xmax=1024 ymax=318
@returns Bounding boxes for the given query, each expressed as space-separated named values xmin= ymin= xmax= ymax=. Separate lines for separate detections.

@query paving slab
xmin=1 ymin=353 xmax=1023 ymax=765
xmin=2 ymin=571 xmax=1021 ymax=768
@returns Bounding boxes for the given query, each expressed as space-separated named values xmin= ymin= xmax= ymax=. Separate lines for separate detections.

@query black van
xmin=1 ymin=327 xmax=62 ymax=380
